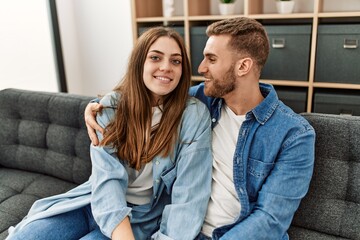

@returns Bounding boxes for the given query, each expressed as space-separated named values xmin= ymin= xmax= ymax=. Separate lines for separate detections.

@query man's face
xmin=198 ymin=35 xmax=236 ymax=98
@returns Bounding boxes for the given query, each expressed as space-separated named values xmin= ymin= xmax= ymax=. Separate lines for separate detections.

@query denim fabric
xmin=189 ymin=83 xmax=315 ymax=240
xmin=6 ymin=94 xmax=212 ymax=240
xmin=196 ymin=232 xmax=212 ymax=240
xmin=7 ymin=205 xmax=109 ymax=240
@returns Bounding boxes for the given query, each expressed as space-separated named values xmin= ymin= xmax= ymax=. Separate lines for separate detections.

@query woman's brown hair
xmin=100 ymin=27 xmax=191 ymax=170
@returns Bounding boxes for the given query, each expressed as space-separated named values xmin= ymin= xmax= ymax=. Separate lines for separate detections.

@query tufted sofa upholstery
xmin=289 ymin=113 xmax=360 ymax=240
xmin=0 ymin=88 xmax=359 ymax=239
xmin=0 ymin=88 xmax=93 ymax=239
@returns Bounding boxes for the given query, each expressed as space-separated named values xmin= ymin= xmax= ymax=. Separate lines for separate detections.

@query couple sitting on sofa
xmin=6 ymin=17 xmax=315 ymax=240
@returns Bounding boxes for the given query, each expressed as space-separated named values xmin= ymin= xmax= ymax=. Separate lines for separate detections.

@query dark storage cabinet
xmin=315 ymin=24 xmax=360 ymax=84
xmin=275 ymin=87 xmax=307 ymax=113
xmin=138 ymin=26 xmax=185 ymax=39
xmin=313 ymin=89 xmax=360 ymax=116
xmin=261 ymin=25 xmax=312 ymax=81
xmin=190 ymin=26 xmax=207 ymax=76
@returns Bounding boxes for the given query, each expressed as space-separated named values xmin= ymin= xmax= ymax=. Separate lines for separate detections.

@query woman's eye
xmin=150 ymin=55 xmax=160 ymax=61
xmin=172 ymin=59 xmax=182 ymax=65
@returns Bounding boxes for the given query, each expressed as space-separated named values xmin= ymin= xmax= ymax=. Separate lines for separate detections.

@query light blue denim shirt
xmin=190 ymin=82 xmax=315 ymax=240
xmin=7 ymin=92 xmax=212 ymax=240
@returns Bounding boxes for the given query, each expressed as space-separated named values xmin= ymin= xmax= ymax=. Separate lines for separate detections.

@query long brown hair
xmin=100 ymin=27 xmax=191 ymax=170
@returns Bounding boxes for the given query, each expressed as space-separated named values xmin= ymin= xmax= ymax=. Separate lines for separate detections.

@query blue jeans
xmin=8 ymin=205 xmax=109 ymax=240
xmin=195 ymin=232 xmax=212 ymax=240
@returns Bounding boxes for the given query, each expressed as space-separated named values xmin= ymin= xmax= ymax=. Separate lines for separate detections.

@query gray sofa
xmin=0 ymin=88 xmax=359 ymax=239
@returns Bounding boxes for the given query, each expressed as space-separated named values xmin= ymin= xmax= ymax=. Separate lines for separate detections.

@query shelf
xmin=137 ymin=16 xmax=186 ymax=22
xmin=318 ymin=12 xmax=360 ymax=18
xmin=188 ymin=15 xmax=245 ymax=21
xmin=313 ymin=82 xmax=360 ymax=90
xmin=249 ymin=13 xmax=314 ymax=19
xmin=261 ymin=80 xmax=310 ymax=87
xmin=131 ymin=0 xmax=360 ymax=114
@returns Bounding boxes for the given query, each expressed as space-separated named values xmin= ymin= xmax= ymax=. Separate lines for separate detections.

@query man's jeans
xmin=7 ymin=205 xmax=109 ymax=240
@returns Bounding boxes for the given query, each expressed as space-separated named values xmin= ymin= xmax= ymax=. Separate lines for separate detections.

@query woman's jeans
xmin=8 ymin=205 xmax=109 ymax=240
xmin=195 ymin=232 xmax=212 ymax=240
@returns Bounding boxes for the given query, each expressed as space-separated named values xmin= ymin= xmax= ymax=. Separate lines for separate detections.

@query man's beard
xmin=204 ymin=65 xmax=236 ymax=98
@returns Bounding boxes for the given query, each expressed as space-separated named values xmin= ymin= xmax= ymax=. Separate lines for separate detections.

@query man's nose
xmin=198 ymin=59 xmax=206 ymax=75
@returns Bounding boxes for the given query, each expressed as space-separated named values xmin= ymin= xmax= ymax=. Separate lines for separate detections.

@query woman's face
xmin=143 ymin=36 xmax=183 ymax=105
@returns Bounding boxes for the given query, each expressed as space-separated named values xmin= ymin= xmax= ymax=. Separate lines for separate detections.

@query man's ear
xmin=236 ymin=58 xmax=253 ymax=77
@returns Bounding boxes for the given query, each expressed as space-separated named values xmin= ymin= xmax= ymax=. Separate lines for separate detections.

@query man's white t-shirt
xmin=202 ymin=104 xmax=245 ymax=237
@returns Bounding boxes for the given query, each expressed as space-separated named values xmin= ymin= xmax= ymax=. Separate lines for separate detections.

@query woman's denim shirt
xmin=7 ymin=92 xmax=212 ymax=240
xmin=190 ymin=83 xmax=315 ymax=240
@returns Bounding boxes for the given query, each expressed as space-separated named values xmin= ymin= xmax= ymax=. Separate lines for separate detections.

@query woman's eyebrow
xmin=149 ymin=49 xmax=182 ymax=57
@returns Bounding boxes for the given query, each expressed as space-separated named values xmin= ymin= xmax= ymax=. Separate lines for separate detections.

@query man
xmin=85 ymin=17 xmax=315 ymax=239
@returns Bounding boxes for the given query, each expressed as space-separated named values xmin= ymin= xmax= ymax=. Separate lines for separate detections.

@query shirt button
xmin=155 ymin=160 xmax=160 ymax=165
xmin=155 ymin=179 xmax=160 ymax=184
xmin=154 ymin=195 xmax=157 ymax=199
xmin=212 ymin=118 xmax=216 ymax=123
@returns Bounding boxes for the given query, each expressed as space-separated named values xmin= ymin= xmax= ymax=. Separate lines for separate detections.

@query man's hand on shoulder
xmin=85 ymin=102 xmax=104 ymax=146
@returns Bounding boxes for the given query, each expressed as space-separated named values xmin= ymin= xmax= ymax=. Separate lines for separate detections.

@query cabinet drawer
xmin=275 ymin=87 xmax=307 ymax=113
xmin=315 ymin=24 xmax=360 ymax=84
xmin=138 ymin=26 xmax=185 ymax=39
xmin=190 ymin=26 xmax=208 ymax=76
xmin=313 ymin=90 xmax=360 ymax=116
xmin=261 ymin=25 xmax=312 ymax=81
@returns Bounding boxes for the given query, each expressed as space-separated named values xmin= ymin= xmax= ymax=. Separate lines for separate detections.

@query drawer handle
xmin=343 ymin=39 xmax=358 ymax=49
xmin=272 ymin=38 xmax=285 ymax=48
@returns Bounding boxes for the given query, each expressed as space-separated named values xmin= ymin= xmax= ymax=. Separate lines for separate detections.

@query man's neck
xmin=223 ymin=84 xmax=264 ymax=116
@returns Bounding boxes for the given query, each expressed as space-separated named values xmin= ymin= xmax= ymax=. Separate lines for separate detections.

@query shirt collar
xmin=250 ymin=83 xmax=279 ymax=125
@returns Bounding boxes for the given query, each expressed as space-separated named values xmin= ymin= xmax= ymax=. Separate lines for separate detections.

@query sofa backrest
xmin=289 ymin=113 xmax=360 ymax=239
xmin=0 ymin=88 xmax=93 ymax=184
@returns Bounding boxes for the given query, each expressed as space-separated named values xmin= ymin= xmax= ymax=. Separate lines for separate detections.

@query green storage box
xmin=138 ymin=26 xmax=185 ymax=39
xmin=313 ymin=90 xmax=360 ymax=116
xmin=315 ymin=24 xmax=360 ymax=84
xmin=261 ymin=25 xmax=312 ymax=81
xmin=275 ymin=87 xmax=307 ymax=113
xmin=190 ymin=26 xmax=208 ymax=76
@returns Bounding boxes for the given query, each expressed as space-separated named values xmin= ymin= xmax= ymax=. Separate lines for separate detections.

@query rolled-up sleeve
xmin=89 ymin=93 xmax=132 ymax=238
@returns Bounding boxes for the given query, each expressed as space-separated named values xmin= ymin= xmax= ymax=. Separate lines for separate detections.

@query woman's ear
xmin=236 ymin=57 xmax=253 ymax=77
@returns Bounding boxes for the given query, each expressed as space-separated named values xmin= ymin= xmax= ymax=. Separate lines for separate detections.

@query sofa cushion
xmin=0 ymin=168 xmax=76 ymax=237
xmin=0 ymin=88 xmax=94 ymax=239
xmin=289 ymin=113 xmax=360 ymax=239
xmin=0 ymin=88 xmax=93 ymax=184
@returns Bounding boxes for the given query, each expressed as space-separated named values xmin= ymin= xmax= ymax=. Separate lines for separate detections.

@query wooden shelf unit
xmin=131 ymin=0 xmax=360 ymax=113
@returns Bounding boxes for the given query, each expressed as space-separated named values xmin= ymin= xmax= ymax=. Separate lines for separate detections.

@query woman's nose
xmin=159 ymin=61 xmax=171 ymax=71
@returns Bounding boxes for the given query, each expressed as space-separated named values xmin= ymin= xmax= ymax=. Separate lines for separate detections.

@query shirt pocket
xmin=247 ymin=158 xmax=274 ymax=200
xmin=160 ymin=165 xmax=177 ymax=194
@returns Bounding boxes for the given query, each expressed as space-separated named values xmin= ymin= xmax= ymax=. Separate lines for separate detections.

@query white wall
xmin=0 ymin=0 xmax=133 ymax=96
xmin=0 ymin=0 xmax=59 ymax=92
xmin=57 ymin=0 xmax=133 ymax=97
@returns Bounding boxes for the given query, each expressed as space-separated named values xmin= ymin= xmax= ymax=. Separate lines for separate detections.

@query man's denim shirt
xmin=189 ymin=82 xmax=315 ymax=240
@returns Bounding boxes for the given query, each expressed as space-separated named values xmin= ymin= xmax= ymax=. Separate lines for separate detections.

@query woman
xmin=6 ymin=27 xmax=212 ymax=240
